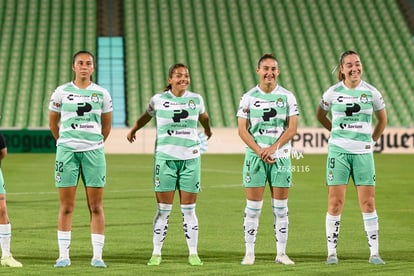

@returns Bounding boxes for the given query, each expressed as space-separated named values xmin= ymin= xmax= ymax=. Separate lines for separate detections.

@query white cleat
xmin=275 ymin=254 xmax=295 ymax=265
xmin=241 ymin=254 xmax=255 ymax=265
xmin=1 ymin=255 xmax=23 ymax=268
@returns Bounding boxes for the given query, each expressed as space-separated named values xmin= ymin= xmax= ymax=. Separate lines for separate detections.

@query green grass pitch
xmin=1 ymin=153 xmax=413 ymax=275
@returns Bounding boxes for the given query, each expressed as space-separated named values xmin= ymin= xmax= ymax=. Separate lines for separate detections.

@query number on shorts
xmin=55 ymin=161 xmax=63 ymax=172
xmin=245 ymin=160 xmax=251 ymax=172
xmin=328 ymin=157 xmax=335 ymax=169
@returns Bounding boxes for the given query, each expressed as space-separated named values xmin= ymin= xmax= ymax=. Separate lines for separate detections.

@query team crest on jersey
xmin=276 ymin=98 xmax=285 ymax=108
xmin=360 ymin=93 xmax=368 ymax=104
xmin=91 ymin=93 xmax=99 ymax=103
xmin=188 ymin=100 xmax=196 ymax=109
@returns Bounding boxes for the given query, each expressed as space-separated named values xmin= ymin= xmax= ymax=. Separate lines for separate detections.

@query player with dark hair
xmin=49 ymin=50 xmax=113 ymax=268
xmin=237 ymin=53 xmax=299 ymax=265
xmin=127 ymin=63 xmax=212 ymax=266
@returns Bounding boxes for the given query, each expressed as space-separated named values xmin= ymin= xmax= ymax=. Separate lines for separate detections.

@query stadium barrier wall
xmin=1 ymin=128 xmax=413 ymax=154
xmin=104 ymin=127 xmax=414 ymax=154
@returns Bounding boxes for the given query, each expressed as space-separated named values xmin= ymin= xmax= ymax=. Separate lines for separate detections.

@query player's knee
xmin=245 ymin=200 xmax=263 ymax=219
xmin=274 ymin=207 xmax=288 ymax=219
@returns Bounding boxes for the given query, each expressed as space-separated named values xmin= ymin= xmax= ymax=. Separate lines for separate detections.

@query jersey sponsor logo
xmin=76 ymin=102 xmax=92 ymax=116
xmin=337 ymin=95 xmax=361 ymax=103
xmin=339 ymin=123 xmax=363 ymax=129
xmin=166 ymin=129 xmax=191 ymax=136
xmin=258 ymin=128 xmax=279 ymax=135
xmin=71 ymin=123 xmax=94 ymax=130
xmin=262 ymin=108 xmax=277 ymax=121
xmin=172 ymin=109 xmax=189 ymax=122
xmin=344 ymin=103 xmax=361 ymax=116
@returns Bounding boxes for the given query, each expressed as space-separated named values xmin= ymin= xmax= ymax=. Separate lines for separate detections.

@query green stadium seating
xmin=0 ymin=0 xmax=96 ymax=128
xmin=1 ymin=0 xmax=413 ymax=128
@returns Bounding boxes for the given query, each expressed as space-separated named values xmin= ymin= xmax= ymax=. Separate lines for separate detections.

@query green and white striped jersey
xmin=49 ymin=81 xmax=113 ymax=151
xmin=319 ymin=80 xmax=385 ymax=154
xmin=147 ymin=90 xmax=206 ymax=160
xmin=237 ymin=85 xmax=299 ymax=158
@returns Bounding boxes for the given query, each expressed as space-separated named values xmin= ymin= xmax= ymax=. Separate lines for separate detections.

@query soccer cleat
xmin=369 ymin=255 xmax=385 ymax=265
xmin=1 ymin=255 xmax=23 ymax=268
xmin=188 ymin=254 xmax=203 ymax=266
xmin=91 ymin=259 xmax=107 ymax=268
xmin=241 ymin=254 xmax=255 ymax=265
xmin=326 ymin=254 xmax=338 ymax=265
xmin=54 ymin=258 xmax=71 ymax=268
xmin=147 ymin=255 xmax=162 ymax=266
xmin=275 ymin=254 xmax=295 ymax=265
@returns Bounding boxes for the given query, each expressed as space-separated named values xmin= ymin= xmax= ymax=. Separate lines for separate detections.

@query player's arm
xmin=238 ymin=117 xmax=261 ymax=155
xmin=316 ymin=106 xmax=332 ymax=131
xmin=49 ymin=111 xmax=61 ymax=140
xmin=101 ymin=111 xmax=112 ymax=142
xmin=372 ymin=109 xmax=387 ymax=142
xmin=126 ymin=112 xmax=153 ymax=143
xmin=0 ymin=146 xmax=6 ymax=161
xmin=268 ymin=115 xmax=298 ymax=154
xmin=198 ymin=112 xmax=212 ymax=139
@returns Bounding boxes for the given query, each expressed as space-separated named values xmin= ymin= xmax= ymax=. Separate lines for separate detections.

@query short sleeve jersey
xmin=146 ymin=90 xmax=206 ymax=160
xmin=319 ymin=80 xmax=385 ymax=154
xmin=236 ymin=85 xmax=299 ymax=158
xmin=48 ymin=81 xmax=113 ymax=151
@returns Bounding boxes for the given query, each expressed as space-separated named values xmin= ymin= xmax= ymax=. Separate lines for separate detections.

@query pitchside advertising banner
xmin=291 ymin=127 xmax=414 ymax=154
xmin=1 ymin=129 xmax=56 ymax=153
xmin=0 ymin=128 xmax=413 ymax=153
